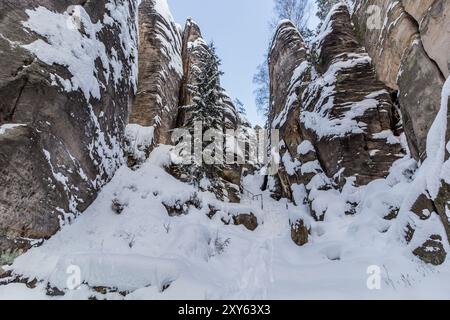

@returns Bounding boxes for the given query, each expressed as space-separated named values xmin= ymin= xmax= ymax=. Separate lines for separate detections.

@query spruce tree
xmin=186 ymin=42 xmax=225 ymax=132
xmin=185 ymin=42 xmax=226 ymax=187
xmin=316 ymin=0 xmax=339 ymax=20
xmin=234 ymin=98 xmax=246 ymax=116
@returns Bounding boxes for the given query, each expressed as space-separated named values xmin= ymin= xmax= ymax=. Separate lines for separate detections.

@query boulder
xmin=413 ymin=235 xmax=447 ymax=266
xmin=233 ymin=213 xmax=258 ymax=231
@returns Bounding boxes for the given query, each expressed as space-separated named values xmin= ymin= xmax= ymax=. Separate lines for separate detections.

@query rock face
xmin=233 ymin=213 xmax=258 ymax=231
xmin=309 ymin=5 xmax=404 ymax=186
xmin=268 ymin=2 xmax=450 ymax=264
xmin=352 ymin=0 xmax=450 ymax=263
xmin=128 ymin=0 xmax=183 ymax=149
xmin=0 ymin=1 xmax=139 ymax=260
xmin=268 ymin=5 xmax=404 ymax=227
xmin=177 ymin=18 xmax=204 ymax=128
xmin=353 ymin=0 xmax=448 ymax=161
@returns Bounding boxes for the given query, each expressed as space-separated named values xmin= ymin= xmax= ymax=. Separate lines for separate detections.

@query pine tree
xmin=234 ymin=98 xmax=246 ymax=116
xmin=184 ymin=42 xmax=226 ymax=187
xmin=186 ymin=42 xmax=225 ymax=132
xmin=316 ymin=0 xmax=339 ymax=20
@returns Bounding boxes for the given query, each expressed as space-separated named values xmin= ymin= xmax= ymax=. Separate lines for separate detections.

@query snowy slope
xmin=2 ymin=142 xmax=450 ymax=299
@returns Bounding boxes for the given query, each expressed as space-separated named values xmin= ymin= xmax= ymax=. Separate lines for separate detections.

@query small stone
xmin=411 ymin=193 xmax=434 ymax=220
xmin=384 ymin=206 xmax=400 ymax=220
xmin=111 ymin=199 xmax=126 ymax=215
xmin=291 ymin=219 xmax=309 ymax=246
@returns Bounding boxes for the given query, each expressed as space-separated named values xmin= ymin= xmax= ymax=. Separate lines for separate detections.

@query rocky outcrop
xmin=128 ymin=0 xmax=183 ymax=151
xmin=413 ymin=235 xmax=447 ymax=266
xmin=268 ymin=2 xmax=449 ymax=263
xmin=268 ymin=5 xmax=404 ymax=229
xmin=353 ymin=0 xmax=448 ymax=161
xmin=233 ymin=213 xmax=258 ymax=231
xmin=0 ymin=0 xmax=247 ymax=266
xmin=125 ymin=12 xmax=252 ymax=203
xmin=352 ymin=0 xmax=450 ymax=263
xmin=0 ymin=1 xmax=138 ymax=261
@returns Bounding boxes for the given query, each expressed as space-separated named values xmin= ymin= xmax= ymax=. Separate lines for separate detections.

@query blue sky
xmin=168 ymin=0 xmax=275 ymax=126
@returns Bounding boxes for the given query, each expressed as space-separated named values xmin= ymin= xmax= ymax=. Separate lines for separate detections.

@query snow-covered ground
xmin=1 ymin=144 xmax=450 ymax=300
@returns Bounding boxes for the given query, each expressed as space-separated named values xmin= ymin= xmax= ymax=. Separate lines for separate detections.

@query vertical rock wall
xmin=352 ymin=0 xmax=450 ymax=261
xmin=268 ymin=4 xmax=405 ymax=244
xmin=268 ymin=5 xmax=403 ymax=204
xmin=353 ymin=0 xmax=449 ymax=161
xmin=128 ymin=0 xmax=183 ymax=151
xmin=0 ymin=0 xmax=139 ymax=261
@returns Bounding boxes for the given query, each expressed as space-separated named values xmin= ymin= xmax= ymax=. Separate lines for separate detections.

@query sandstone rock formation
xmin=0 ymin=0 xmax=139 ymax=262
xmin=127 ymin=0 xmax=183 ymax=155
xmin=291 ymin=219 xmax=309 ymax=246
xmin=268 ymin=5 xmax=404 ymax=226
xmin=353 ymin=0 xmax=448 ymax=161
xmin=352 ymin=0 xmax=450 ymax=263
xmin=265 ymin=2 xmax=450 ymax=265
xmin=413 ymin=235 xmax=447 ymax=266
xmin=1 ymin=0 xmax=448 ymax=271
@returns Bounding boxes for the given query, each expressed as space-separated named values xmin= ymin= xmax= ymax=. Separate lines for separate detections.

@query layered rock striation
xmin=267 ymin=2 xmax=450 ymax=265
